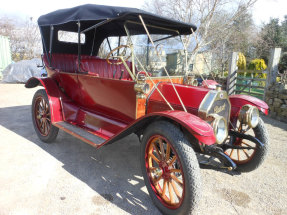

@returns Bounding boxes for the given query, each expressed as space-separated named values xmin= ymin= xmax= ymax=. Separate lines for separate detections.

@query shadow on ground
xmin=2 ymin=106 xmax=280 ymax=213
xmin=0 ymin=105 xmax=158 ymax=214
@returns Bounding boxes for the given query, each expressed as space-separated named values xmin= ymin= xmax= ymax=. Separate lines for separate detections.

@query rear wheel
xmin=224 ymin=118 xmax=268 ymax=172
xmin=32 ymin=89 xmax=59 ymax=143
xmin=140 ymin=121 xmax=201 ymax=215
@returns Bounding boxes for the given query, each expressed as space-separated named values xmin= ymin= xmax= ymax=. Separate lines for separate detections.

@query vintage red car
xmin=26 ymin=4 xmax=269 ymax=215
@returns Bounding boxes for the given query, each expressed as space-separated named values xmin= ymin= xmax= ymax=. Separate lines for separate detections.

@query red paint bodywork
xmin=96 ymin=111 xmax=216 ymax=148
xmin=147 ymin=82 xmax=209 ymax=115
xmin=26 ymin=77 xmax=63 ymax=123
xmin=229 ymin=94 xmax=269 ymax=116
xmin=77 ymin=74 xmax=136 ymax=123
xmin=26 ymin=53 xmax=269 ymax=148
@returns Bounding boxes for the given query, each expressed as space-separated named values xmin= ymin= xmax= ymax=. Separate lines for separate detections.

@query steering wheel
xmin=106 ymin=45 xmax=131 ymax=65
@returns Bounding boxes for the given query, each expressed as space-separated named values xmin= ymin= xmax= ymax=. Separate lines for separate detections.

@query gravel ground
xmin=0 ymin=83 xmax=286 ymax=215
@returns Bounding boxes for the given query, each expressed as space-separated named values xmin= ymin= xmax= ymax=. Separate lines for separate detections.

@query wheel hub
xmin=234 ymin=137 xmax=243 ymax=145
xmin=159 ymin=161 xmax=171 ymax=179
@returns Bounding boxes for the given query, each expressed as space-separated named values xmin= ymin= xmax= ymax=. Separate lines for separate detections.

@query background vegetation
xmin=0 ymin=0 xmax=286 ymax=75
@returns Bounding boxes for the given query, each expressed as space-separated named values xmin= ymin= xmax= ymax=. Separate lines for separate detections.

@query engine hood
xmin=146 ymin=82 xmax=210 ymax=114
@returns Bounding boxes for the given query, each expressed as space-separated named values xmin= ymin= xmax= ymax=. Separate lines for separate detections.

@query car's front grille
xmin=208 ymin=98 xmax=230 ymax=122
xmin=198 ymin=90 xmax=231 ymax=124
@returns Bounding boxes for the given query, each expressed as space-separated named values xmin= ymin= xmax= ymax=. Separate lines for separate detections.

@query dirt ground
xmin=0 ymin=83 xmax=286 ymax=215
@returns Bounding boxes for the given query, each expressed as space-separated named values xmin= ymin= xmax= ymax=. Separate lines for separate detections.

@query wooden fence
xmin=227 ymin=48 xmax=282 ymax=100
xmin=235 ymin=70 xmax=267 ymax=99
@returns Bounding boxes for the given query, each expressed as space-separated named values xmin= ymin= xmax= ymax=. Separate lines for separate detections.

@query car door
xmin=77 ymin=57 xmax=137 ymax=123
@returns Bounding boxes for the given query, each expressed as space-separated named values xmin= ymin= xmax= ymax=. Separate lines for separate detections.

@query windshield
xmin=100 ymin=33 xmax=191 ymax=77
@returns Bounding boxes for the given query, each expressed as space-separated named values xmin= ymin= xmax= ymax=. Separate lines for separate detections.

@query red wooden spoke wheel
xmin=225 ymin=123 xmax=257 ymax=165
xmin=224 ymin=118 xmax=269 ymax=172
xmin=34 ymin=96 xmax=51 ymax=136
xmin=141 ymin=121 xmax=200 ymax=215
xmin=32 ymin=89 xmax=59 ymax=143
xmin=145 ymin=135 xmax=185 ymax=208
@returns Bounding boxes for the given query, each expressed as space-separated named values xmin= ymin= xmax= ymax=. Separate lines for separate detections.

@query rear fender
xmin=100 ymin=110 xmax=216 ymax=148
xmin=25 ymin=77 xmax=63 ymax=123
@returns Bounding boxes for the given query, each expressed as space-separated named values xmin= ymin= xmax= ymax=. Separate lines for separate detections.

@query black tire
xmin=32 ymin=89 xmax=59 ymax=143
xmin=140 ymin=121 xmax=201 ymax=215
xmin=230 ymin=118 xmax=269 ymax=172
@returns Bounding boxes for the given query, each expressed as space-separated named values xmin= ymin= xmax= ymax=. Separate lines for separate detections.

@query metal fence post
xmin=265 ymin=48 xmax=282 ymax=100
xmin=227 ymin=52 xmax=238 ymax=95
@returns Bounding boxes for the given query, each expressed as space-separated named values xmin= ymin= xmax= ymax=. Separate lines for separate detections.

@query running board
xmin=54 ymin=122 xmax=107 ymax=147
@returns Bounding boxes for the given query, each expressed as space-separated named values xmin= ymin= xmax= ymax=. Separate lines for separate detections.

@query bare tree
xmin=0 ymin=16 xmax=41 ymax=61
xmin=143 ymin=0 xmax=257 ymax=74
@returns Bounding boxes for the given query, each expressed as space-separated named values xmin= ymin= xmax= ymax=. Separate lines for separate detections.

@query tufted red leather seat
xmin=79 ymin=55 xmax=134 ymax=80
xmin=43 ymin=54 xmax=134 ymax=80
xmin=43 ymin=54 xmax=78 ymax=73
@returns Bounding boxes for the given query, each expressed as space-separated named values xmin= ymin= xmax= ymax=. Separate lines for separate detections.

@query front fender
xmin=25 ymin=77 xmax=63 ymax=123
xmin=100 ymin=110 xmax=216 ymax=148
xmin=153 ymin=111 xmax=216 ymax=145
xmin=229 ymin=94 xmax=269 ymax=117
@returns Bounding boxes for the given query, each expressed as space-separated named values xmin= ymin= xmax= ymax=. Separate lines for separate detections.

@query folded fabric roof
xmin=38 ymin=4 xmax=197 ymax=55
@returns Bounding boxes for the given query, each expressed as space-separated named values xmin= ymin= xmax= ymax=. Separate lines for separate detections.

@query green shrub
xmin=247 ymin=59 xmax=268 ymax=86
xmin=248 ymin=59 xmax=267 ymax=70
xmin=237 ymin=52 xmax=246 ymax=70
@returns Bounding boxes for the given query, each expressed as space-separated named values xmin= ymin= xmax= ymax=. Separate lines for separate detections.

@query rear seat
xmin=43 ymin=54 xmax=78 ymax=73
xmin=43 ymin=54 xmax=134 ymax=80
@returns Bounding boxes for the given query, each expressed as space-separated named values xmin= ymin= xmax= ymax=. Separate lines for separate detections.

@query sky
xmin=0 ymin=0 xmax=286 ymax=26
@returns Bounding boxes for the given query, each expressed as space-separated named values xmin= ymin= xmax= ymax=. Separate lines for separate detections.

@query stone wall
xmin=265 ymin=83 xmax=287 ymax=123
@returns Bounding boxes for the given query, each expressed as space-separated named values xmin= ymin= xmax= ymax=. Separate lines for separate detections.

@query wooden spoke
xmin=171 ymin=180 xmax=181 ymax=199
xmin=152 ymin=142 xmax=161 ymax=159
xmin=153 ymin=175 xmax=162 ymax=185
xmin=243 ymin=149 xmax=250 ymax=158
xmin=168 ymin=181 xmax=174 ymax=204
xmin=238 ymin=123 xmax=242 ymax=132
xmin=39 ymin=119 xmax=44 ymax=128
xmin=46 ymin=120 xmax=50 ymax=132
xmin=229 ymin=149 xmax=234 ymax=157
xmin=149 ymin=153 xmax=160 ymax=163
xmin=168 ymin=156 xmax=177 ymax=166
xmin=42 ymin=121 xmax=46 ymax=134
xmin=161 ymin=179 xmax=167 ymax=197
xmin=242 ymin=142 xmax=253 ymax=147
xmin=242 ymin=127 xmax=251 ymax=134
xmin=159 ymin=139 xmax=165 ymax=159
xmin=149 ymin=167 xmax=157 ymax=172
xmin=170 ymin=169 xmax=181 ymax=173
xmin=45 ymin=121 xmax=49 ymax=134
xmin=237 ymin=149 xmax=240 ymax=160
xmin=40 ymin=100 xmax=44 ymax=109
xmin=171 ymin=174 xmax=183 ymax=188
xmin=165 ymin=143 xmax=170 ymax=161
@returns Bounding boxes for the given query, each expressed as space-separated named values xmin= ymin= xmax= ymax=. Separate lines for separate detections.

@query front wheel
xmin=140 ymin=121 xmax=201 ymax=215
xmin=224 ymin=118 xmax=269 ymax=172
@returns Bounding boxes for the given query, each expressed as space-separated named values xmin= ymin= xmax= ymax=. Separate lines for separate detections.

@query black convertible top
xmin=38 ymin=4 xmax=197 ymax=56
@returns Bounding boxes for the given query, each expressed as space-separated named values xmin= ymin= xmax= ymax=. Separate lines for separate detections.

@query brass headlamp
xmin=238 ymin=105 xmax=259 ymax=128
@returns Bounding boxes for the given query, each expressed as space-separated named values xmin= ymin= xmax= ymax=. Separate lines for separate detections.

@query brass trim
xmin=238 ymin=105 xmax=259 ymax=128
xmin=209 ymin=114 xmax=228 ymax=144
xmin=198 ymin=90 xmax=231 ymax=123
